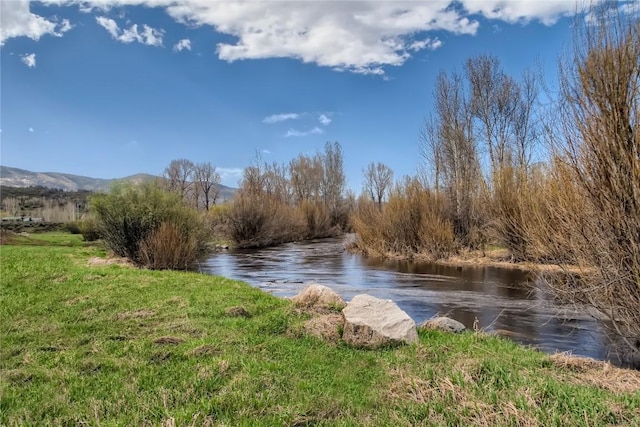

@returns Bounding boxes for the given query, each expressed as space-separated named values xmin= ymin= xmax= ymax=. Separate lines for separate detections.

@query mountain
xmin=0 ymin=166 xmax=237 ymax=200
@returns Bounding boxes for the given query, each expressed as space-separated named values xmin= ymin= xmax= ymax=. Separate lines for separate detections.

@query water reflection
xmin=201 ymin=237 xmax=633 ymax=367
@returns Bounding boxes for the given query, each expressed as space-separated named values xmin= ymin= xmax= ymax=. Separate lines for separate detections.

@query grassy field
xmin=1 ymin=232 xmax=639 ymax=426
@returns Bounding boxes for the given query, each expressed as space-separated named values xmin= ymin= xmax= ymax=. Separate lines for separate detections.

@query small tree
xmin=194 ymin=161 xmax=221 ymax=210
xmin=362 ymin=162 xmax=394 ymax=210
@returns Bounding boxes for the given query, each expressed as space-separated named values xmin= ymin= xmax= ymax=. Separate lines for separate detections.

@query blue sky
xmin=0 ymin=1 xmax=628 ymax=190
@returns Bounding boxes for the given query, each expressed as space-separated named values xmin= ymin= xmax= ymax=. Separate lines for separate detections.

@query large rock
xmin=419 ymin=316 xmax=466 ymax=333
xmin=342 ymin=294 xmax=418 ymax=348
xmin=291 ymin=284 xmax=345 ymax=313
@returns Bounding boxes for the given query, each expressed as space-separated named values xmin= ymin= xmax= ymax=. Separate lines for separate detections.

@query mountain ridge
xmin=0 ymin=166 xmax=237 ymax=200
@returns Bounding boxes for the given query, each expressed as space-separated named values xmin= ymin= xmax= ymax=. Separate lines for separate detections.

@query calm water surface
xmin=201 ymin=236 xmax=634 ymax=367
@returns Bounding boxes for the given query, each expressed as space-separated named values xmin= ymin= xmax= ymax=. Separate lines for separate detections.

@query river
xmin=201 ymin=236 xmax=636 ymax=368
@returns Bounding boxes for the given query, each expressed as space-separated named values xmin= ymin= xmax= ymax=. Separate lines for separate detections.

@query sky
xmin=0 ymin=0 xmax=633 ymax=190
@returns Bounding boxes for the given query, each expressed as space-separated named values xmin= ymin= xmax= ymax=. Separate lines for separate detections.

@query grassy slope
xmin=1 ymin=233 xmax=639 ymax=426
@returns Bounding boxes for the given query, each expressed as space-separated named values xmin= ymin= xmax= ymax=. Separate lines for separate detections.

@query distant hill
xmin=0 ymin=166 xmax=237 ymax=201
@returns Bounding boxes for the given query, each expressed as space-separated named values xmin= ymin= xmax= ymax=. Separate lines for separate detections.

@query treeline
xmin=74 ymin=142 xmax=352 ymax=267
xmin=226 ymin=142 xmax=352 ymax=247
xmin=1 ymin=186 xmax=91 ymax=222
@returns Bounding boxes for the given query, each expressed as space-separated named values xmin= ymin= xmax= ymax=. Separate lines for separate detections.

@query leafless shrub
xmin=352 ymin=178 xmax=454 ymax=259
xmin=138 ymin=221 xmax=200 ymax=270
xmin=543 ymin=2 xmax=640 ymax=352
xmin=226 ymin=190 xmax=304 ymax=248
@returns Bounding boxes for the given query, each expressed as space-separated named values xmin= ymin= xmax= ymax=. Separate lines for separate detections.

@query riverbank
xmin=434 ymin=247 xmax=585 ymax=275
xmin=2 ymin=232 xmax=639 ymax=425
xmin=347 ymin=238 xmax=581 ymax=275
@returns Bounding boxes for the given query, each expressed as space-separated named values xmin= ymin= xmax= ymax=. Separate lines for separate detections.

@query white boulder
xmin=342 ymin=294 xmax=418 ymax=348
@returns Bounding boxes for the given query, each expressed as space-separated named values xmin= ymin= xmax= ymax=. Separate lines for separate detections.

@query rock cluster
xmin=291 ymin=285 xmax=447 ymax=349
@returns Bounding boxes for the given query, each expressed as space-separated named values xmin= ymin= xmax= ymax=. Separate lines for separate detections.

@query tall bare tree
xmin=466 ymin=55 xmax=520 ymax=174
xmin=362 ymin=161 xmax=394 ymax=209
xmin=320 ymin=142 xmax=346 ymax=226
xmin=194 ymin=162 xmax=221 ymax=210
xmin=419 ymin=115 xmax=443 ymax=194
xmin=430 ymin=70 xmax=482 ymax=241
xmin=163 ymin=159 xmax=195 ymax=202
xmin=289 ymin=154 xmax=323 ymax=203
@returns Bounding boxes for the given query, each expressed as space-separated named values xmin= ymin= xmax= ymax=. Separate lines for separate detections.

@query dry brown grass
xmin=87 ymin=256 xmax=133 ymax=267
xmin=549 ymin=353 xmax=640 ymax=394
xmin=386 ymin=367 xmax=540 ymax=426
xmin=303 ymin=314 xmax=344 ymax=344
xmin=116 ymin=310 xmax=155 ymax=321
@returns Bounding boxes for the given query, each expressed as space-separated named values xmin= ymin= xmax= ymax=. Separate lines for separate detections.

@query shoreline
xmin=347 ymin=243 xmax=583 ymax=275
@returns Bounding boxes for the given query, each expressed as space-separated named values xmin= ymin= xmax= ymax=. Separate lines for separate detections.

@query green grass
xmin=1 ymin=234 xmax=639 ymax=426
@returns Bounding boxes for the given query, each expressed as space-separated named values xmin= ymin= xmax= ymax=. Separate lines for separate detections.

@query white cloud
xmin=408 ymin=38 xmax=442 ymax=52
xmin=284 ymin=127 xmax=323 ymax=138
xmin=217 ymin=167 xmax=244 ymax=184
xmin=1 ymin=0 xmax=72 ymax=45
xmin=318 ymin=114 xmax=332 ymax=126
xmin=7 ymin=1 xmax=594 ymax=74
xmin=95 ymin=16 xmax=163 ymax=47
xmin=172 ymin=38 xmax=191 ymax=52
xmin=262 ymin=149 xmax=271 ymax=155
xmin=263 ymin=113 xmax=300 ymax=124
xmin=21 ymin=53 xmax=36 ymax=68
xmin=459 ymin=0 xmax=581 ymax=26
xmin=28 ymin=127 xmax=35 ymax=132
xmin=96 ymin=16 xmax=118 ymax=38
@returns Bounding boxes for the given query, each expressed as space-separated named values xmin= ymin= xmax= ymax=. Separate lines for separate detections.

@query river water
xmin=201 ymin=236 xmax=634 ymax=367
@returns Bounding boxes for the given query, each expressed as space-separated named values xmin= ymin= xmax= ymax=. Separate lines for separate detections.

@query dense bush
xmin=138 ymin=222 xmax=200 ymax=270
xmin=351 ymin=178 xmax=454 ymax=259
xmin=77 ymin=217 xmax=102 ymax=242
xmin=90 ymin=182 xmax=209 ymax=269
xmin=65 ymin=221 xmax=82 ymax=234
xmin=227 ymin=191 xmax=304 ymax=248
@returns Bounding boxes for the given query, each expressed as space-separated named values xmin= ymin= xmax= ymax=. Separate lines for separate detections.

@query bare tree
xmin=163 ymin=159 xmax=195 ymax=202
xmin=320 ymin=142 xmax=347 ymax=227
xmin=194 ymin=162 xmax=221 ymax=210
xmin=262 ymin=162 xmax=290 ymax=203
xmin=430 ymin=70 xmax=483 ymax=242
xmin=289 ymin=154 xmax=323 ymax=203
xmin=362 ymin=161 xmax=394 ymax=209
xmin=466 ymin=55 xmax=522 ymax=174
xmin=419 ymin=115 xmax=443 ymax=194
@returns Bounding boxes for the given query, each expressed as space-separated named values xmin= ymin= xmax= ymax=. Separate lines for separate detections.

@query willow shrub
xmin=352 ymin=178 xmax=454 ymax=259
xmin=90 ymin=182 xmax=209 ymax=269
xmin=226 ymin=190 xmax=305 ymax=248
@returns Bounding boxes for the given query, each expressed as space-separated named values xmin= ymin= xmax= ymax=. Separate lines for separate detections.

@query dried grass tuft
xmin=549 ymin=353 xmax=640 ymax=394
xmin=116 ymin=310 xmax=155 ymax=321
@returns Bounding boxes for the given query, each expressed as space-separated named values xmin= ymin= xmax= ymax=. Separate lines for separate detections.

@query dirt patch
xmin=153 ymin=336 xmax=185 ymax=345
xmin=116 ymin=310 xmax=155 ymax=321
xmin=224 ymin=306 xmax=252 ymax=318
xmin=187 ymin=345 xmax=221 ymax=357
xmin=304 ymin=314 xmax=344 ymax=344
xmin=549 ymin=353 xmax=640 ymax=394
xmin=65 ymin=296 xmax=90 ymax=306
xmin=87 ymin=256 xmax=133 ymax=267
